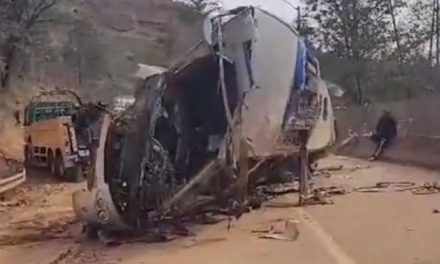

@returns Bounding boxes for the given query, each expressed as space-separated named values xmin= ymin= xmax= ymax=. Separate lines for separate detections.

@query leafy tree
xmin=301 ymin=0 xmax=433 ymax=103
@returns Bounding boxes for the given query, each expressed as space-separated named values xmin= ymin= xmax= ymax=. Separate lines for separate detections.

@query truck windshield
xmin=25 ymin=102 xmax=76 ymax=125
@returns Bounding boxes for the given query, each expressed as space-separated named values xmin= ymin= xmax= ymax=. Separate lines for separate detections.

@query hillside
xmin=0 ymin=0 xmax=204 ymax=159
xmin=3 ymin=0 xmax=203 ymax=100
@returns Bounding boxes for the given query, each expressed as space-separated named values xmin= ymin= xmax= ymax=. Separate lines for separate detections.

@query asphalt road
xmin=0 ymin=156 xmax=439 ymax=264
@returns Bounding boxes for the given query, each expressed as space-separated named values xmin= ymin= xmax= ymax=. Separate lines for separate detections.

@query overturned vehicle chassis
xmin=73 ymin=7 xmax=335 ymax=231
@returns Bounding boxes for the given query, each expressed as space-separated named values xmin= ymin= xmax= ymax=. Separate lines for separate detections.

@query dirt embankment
xmin=0 ymin=118 xmax=23 ymax=161
xmin=0 ymin=95 xmax=25 ymax=178
xmin=0 ymin=130 xmax=23 ymax=179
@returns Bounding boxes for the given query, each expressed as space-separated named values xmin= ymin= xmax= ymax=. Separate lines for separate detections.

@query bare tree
xmin=0 ymin=0 xmax=57 ymax=89
xmin=429 ymin=0 xmax=435 ymax=63
xmin=388 ymin=0 xmax=403 ymax=68
xmin=436 ymin=0 xmax=440 ymax=66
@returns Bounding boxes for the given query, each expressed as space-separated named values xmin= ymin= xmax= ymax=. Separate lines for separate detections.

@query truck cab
xmin=23 ymin=91 xmax=91 ymax=182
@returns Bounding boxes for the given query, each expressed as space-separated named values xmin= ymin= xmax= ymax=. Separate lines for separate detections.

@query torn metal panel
xmin=210 ymin=8 xmax=314 ymax=157
xmin=237 ymin=9 xmax=301 ymax=157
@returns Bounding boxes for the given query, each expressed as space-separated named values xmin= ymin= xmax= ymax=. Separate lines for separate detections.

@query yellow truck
xmin=23 ymin=90 xmax=92 ymax=182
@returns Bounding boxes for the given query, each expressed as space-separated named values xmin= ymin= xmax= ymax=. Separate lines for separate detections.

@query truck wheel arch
xmin=55 ymin=148 xmax=63 ymax=158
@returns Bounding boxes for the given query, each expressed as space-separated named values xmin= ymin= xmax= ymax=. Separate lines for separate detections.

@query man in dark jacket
xmin=370 ymin=110 xmax=397 ymax=161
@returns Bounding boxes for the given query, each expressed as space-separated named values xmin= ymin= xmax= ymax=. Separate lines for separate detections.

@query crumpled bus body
xmin=72 ymin=6 xmax=336 ymax=231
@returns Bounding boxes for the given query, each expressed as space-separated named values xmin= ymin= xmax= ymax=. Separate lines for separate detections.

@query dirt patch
xmin=0 ymin=213 xmax=78 ymax=246
xmin=0 ymin=173 xmax=82 ymax=250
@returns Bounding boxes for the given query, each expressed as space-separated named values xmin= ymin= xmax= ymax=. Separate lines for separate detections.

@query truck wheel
xmin=65 ymin=166 xmax=84 ymax=183
xmin=48 ymin=152 xmax=56 ymax=175
xmin=54 ymin=154 xmax=66 ymax=179
xmin=24 ymin=145 xmax=33 ymax=168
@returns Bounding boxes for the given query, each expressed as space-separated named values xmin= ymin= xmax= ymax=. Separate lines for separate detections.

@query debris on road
xmin=314 ymin=163 xmax=370 ymax=179
xmin=301 ymin=186 xmax=347 ymax=206
xmin=257 ymin=220 xmax=300 ymax=242
xmin=348 ymin=164 xmax=371 ymax=172
xmin=354 ymin=181 xmax=440 ymax=195
xmin=354 ymin=181 xmax=416 ymax=193
xmin=318 ymin=165 xmax=344 ymax=172
xmin=183 ymin=237 xmax=227 ymax=248
xmin=260 ymin=183 xmax=299 ymax=196
xmin=265 ymin=185 xmax=347 ymax=207
xmin=0 ymin=199 xmax=30 ymax=208
xmin=404 ymin=226 xmax=415 ymax=232
xmin=411 ymin=182 xmax=440 ymax=195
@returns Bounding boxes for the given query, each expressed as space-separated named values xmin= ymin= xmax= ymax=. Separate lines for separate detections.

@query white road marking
xmin=296 ymin=207 xmax=358 ymax=264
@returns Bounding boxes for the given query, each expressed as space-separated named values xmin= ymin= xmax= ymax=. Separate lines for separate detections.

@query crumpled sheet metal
xmin=219 ymin=8 xmax=335 ymax=157
xmin=237 ymin=9 xmax=299 ymax=157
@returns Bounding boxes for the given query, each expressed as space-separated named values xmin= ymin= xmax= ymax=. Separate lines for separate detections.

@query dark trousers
xmin=370 ymin=134 xmax=393 ymax=159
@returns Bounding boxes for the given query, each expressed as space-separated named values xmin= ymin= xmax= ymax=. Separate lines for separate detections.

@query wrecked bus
xmin=73 ymin=6 xmax=336 ymax=232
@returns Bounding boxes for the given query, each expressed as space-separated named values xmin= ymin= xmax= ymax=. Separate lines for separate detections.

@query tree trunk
xmin=429 ymin=0 xmax=436 ymax=64
xmin=0 ymin=48 xmax=15 ymax=90
xmin=436 ymin=0 xmax=440 ymax=66
xmin=0 ymin=41 xmax=16 ymax=90
xmin=388 ymin=0 xmax=403 ymax=68
xmin=355 ymin=73 xmax=363 ymax=104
